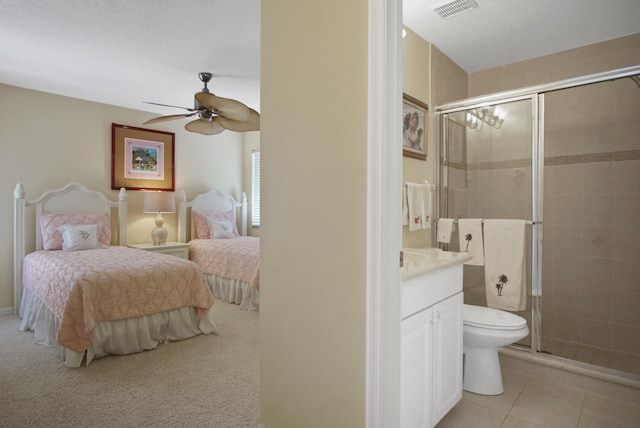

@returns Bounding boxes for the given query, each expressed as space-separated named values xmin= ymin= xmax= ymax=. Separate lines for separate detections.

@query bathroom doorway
xmin=436 ymin=67 xmax=640 ymax=378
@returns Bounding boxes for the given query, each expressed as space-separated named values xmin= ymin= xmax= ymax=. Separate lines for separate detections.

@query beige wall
xmin=430 ymin=45 xmax=468 ymax=107
xmin=0 ymin=83 xmax=245 ymax=310
xmin=402 ymin=27 xmax=433 ymax=248
xmin=468 ymin=33 xmax=640 ymax=97
xmin=402 ymin=27 xmax=430 ymax=103
xmin=260 ymin=0 xmax=368 ymax=426
xmin=401 ymin=39 xmax=469 ymax=249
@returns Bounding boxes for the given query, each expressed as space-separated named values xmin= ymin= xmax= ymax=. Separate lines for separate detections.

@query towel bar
xmin=438 ymin=219 xmax=541 ymax=225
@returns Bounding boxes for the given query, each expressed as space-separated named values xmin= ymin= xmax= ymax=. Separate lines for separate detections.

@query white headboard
xmin=178 ymin=189 xmax=247 ymax=242
xmin=13 ymin=182 xmax=127 ymax=314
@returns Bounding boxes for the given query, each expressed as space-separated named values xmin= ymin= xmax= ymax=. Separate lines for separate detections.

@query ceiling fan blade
xmin=143 ymin=113 xmax=196 ymax=124
xmin=185 ymin=117 xmax=225 ymax=135
xmin=195 ymin=92 xmax=251 ymax=121
xmin=218 ymin=108 xmax=261 ymax=132
xmin=144 ymin=101 xmax=199 ymax=112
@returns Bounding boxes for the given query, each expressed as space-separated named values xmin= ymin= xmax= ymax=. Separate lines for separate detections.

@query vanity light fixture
xmin=465 ymin=105 xmax=505 ymax=131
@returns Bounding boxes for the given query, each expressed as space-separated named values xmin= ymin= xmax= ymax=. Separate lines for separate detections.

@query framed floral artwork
xmin=111 ymin=123 xmax=175 ymax=191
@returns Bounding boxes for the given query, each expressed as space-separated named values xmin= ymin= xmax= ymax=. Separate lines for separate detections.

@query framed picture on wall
xmin=402 ymin=93 xmax=428 ymax=160
xmin=111 ymin=123 xmax=175 ymax=191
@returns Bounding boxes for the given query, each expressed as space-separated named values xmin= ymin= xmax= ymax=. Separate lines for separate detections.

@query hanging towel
xmin=436 ymin=218 xmax=454 ymax=244
xmin=405 ymin=183 xmax=432 ymax=232
xmin=483 ymin=219 xmax=527 ymax=311
xmin=402 ymin=185 xmax=409 ymax=226
xmin=419 ymin=184 xmax=433 ymax=230
xmin=458 ymin=219 xmax=484 ymax=266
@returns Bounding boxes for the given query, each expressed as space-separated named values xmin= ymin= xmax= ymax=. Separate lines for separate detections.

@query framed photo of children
xmin=111 ymin=123 xmax=175 ymax=191
xmin=402 ymin=94 xmax=428 ymax=160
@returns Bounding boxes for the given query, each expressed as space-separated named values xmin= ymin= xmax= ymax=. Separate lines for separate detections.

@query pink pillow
xmin=41 ymin=211 xmax=111 ymax=250
xmin=193 ymin=210 xmax=238 ymax=239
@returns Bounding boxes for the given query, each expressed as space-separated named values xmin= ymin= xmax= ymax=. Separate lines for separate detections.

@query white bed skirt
xmin=19 ymin=289 xmax=218 ymax=367
xmin=205 ymin=274 xmax=259 ymax=311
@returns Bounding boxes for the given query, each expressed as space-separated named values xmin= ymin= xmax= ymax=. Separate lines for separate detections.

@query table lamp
xmin=143 ymin=191 xmax=176 ymax=245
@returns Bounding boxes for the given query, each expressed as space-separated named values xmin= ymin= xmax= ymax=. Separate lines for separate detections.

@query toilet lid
xmin=463 ymin=304 xmax=527 ymax=330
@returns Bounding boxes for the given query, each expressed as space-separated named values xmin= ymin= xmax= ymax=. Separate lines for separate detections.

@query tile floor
xmin=436 ymin=354 xmax=640 ymax=428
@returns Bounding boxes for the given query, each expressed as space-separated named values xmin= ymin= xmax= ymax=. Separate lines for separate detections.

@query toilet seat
xmin=463 ymin=304 xmax=527 ymax=330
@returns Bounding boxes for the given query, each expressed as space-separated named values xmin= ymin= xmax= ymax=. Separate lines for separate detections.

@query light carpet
xmin=0 ymin=301 xmax=260 ymax=427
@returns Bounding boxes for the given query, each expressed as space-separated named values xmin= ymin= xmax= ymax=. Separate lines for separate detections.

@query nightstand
xmin=128 ymin=241 xmax=189 ymax=259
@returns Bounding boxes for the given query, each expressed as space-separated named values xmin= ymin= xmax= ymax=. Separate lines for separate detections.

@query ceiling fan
xmin=143 ymin=72 xmax=260 ymax=135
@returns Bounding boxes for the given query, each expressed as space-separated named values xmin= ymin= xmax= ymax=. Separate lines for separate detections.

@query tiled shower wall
xmin=542 ymin=78 xmax=640 ymax=371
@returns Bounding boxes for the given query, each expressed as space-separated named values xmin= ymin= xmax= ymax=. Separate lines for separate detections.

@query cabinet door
xmin=401 ymin=306 xmax=434 ymax=428
xmin=431 ymin=292 xmax=463 ymax=426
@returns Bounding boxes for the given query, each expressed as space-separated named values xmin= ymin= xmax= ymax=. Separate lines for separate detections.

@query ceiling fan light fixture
xmin=185 ymin=117 xmax=225 ymax=135
xmin=198 ymin=110 xmax=214 ymax=121
xmin=143 ymin=72 xmax=260 ymax=135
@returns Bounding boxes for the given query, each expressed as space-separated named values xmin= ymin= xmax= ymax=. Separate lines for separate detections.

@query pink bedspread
xmin=189 ymin=237 xmax=260 ymax=290
xmin=22 ymin=246 xmax=213 ymax=352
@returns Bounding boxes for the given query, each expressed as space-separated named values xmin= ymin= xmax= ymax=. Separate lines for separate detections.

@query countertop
xmin=402 ymin=247 xmax=473 ymax=280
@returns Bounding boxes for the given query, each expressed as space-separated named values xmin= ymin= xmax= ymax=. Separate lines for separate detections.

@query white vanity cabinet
xmin=401 ymin=305 xmax=434 ymax=428
xmin=401 ymin=248 xmax=469 ymax=428
xmin=431 ymin=292 xmax=463 ymax=424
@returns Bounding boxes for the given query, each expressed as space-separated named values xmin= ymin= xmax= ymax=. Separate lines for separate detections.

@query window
xmin=251 ymin=151 xmax=260 ymax=227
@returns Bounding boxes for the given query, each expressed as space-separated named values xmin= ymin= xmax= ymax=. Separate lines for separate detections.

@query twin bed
xmin=178 ymin=189 xmax=260 ymax=311
xmin=14 ymin=182 xmax=258 ymax=367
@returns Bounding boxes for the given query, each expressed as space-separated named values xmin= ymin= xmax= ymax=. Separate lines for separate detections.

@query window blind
xmin=251 ymin=151 xmax=260 ymax=227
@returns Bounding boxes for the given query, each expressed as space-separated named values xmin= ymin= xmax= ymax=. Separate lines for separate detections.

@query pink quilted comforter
xmin=22 ymin=246 xmax=214 ymax=352
xmin=189 ymin=237 xmax=260 ymax=290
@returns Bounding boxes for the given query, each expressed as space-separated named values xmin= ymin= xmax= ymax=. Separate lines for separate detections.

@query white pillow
xmin=58 ymin=224 xmax=100 ymax=251
xmin=207 ymin=217 xmax=236 ymax=239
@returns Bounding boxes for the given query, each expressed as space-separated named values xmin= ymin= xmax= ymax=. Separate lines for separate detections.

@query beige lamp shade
xmin=143 ymin=191 xmax=176 ymax=214
xmin=143 ymin=191 xmax=175 ymax=245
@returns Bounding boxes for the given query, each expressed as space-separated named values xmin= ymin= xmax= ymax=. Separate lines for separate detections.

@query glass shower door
xmin=439 ymin=97 xmax=536 ymax=348
xmin=540 ymin=77 xmax=640 ymax=375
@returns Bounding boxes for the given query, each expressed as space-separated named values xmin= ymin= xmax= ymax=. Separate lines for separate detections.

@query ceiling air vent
xmin=431 ymin=0 xmax=479 ymax=19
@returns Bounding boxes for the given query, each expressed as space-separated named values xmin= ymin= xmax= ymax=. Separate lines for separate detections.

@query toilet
xmin=462 ymin=304 xmax=529 ymax=395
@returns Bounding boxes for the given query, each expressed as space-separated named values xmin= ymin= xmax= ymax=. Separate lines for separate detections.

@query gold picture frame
xmin=111 ymin=123 xmax=175 ymax=191
xmin=402 ymin=93 xmax=428 ymax=160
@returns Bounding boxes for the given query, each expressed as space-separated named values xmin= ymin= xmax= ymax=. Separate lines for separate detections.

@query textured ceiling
xmin=0 ymin=0 xmax=638 ymax=117
xmin=404 ymin=0 xmax=640 ymax=73
xmin=0 ymin=0 xmax=261 ymax=116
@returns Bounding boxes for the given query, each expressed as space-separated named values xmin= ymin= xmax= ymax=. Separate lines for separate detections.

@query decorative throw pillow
xmin=41 ymin=211 xmax=111 ymax=250
xmin=58 ymin=224 xmax=100 ymax=251
xmin=193 ymin=210 xmax=238 ymax=239
xmin=207 ymin=217 xmax=236 ymax=239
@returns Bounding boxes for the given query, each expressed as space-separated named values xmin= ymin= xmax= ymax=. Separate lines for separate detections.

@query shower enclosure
xmin=436 ymin=66 xmax=640 ymax=378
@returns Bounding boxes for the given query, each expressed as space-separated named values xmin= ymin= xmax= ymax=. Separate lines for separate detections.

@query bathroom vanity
xmin=401 ymin=248 xmax=472 ymax=428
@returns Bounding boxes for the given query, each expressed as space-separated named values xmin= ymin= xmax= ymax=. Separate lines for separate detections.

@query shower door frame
xmin=437 ymin=94 xmax=542 ymax=352
xmin=434 ymin=65 xmax=640 ymax=356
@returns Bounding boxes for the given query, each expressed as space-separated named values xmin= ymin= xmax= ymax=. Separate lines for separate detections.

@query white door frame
xmin=367 ymin=0 xmax=402 ymax=426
